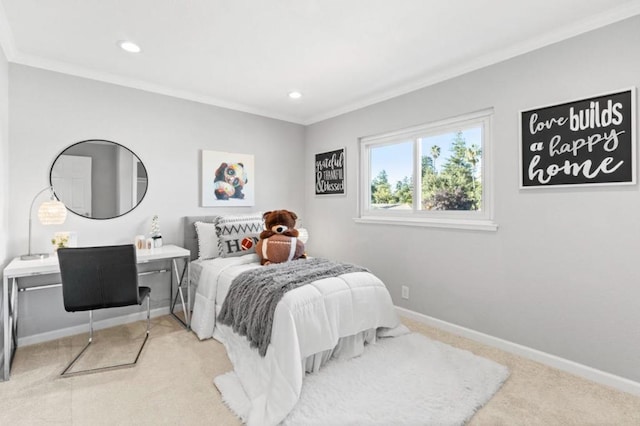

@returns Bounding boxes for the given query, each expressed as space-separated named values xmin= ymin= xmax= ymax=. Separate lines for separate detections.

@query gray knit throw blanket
xmin=217 ymin=258 xmax=369 ymax=356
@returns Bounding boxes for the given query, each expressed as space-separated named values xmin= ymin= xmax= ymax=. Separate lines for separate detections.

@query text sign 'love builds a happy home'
xmin=520 ymin=88 xmax=636 ymax=188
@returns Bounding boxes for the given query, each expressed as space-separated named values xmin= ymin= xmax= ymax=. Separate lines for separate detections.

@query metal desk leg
xmin=2 ymin=276 xmax=18 ymax=381
xmin=187 ymin=260 xmax=191 ymax=326
xmin=169 ymin=256 xmax=191 ymax=329
xmin=10 ymin=278 xmax=17 ymax=369
xmin=2 ymin=275 xmax=9 ymax=381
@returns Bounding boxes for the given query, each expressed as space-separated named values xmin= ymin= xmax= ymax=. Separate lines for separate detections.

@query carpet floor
xmin=1 ymin=314 xmax=639 ymax=425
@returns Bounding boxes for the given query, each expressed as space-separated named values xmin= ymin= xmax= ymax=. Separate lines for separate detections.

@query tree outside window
xmin=360 ymin=109 xmax=495 ymax=230
xmin=369 ymin=129 xmax=483 ymax=212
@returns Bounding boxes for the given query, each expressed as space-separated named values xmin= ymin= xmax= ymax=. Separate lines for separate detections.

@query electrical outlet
xmin=401 ymin=285 xmax=409 ymax=300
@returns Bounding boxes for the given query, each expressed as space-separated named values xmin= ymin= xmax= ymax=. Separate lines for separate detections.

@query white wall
xmin=8 ymin=65 xmax=305 ymax=337
xmin=0 ymin=40 xmax=8 ymax=354
xmin=0 ymin=43 xmax=7 ymax=259
xmin=305 ymin=16 xmax=640 ymax=382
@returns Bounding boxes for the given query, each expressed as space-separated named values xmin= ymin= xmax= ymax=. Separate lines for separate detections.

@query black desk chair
xmin=57 ymin=244 xmax=151 ymax=377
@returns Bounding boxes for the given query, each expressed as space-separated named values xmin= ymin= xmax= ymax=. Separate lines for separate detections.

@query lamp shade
xmin=37 ymin=199 xmax=67 ymax=225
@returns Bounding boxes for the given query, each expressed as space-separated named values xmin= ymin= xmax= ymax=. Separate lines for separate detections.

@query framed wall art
xmin=315 ymin=147 xmax=346 ymax=196
xmin=520 ymin=88 xmax=636 ymax=189
xmin=201 ymin=150 xmax=255 ymax=206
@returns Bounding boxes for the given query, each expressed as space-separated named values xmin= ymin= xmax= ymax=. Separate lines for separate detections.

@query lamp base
xmin=20 ymin=253 xmax=50 ymax=260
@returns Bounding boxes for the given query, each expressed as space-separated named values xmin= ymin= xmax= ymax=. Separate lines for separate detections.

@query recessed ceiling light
xmin=117 ymin=40 xmax=141 ymax=54
xmin=288 ymin=91 xmax=302 ymax=99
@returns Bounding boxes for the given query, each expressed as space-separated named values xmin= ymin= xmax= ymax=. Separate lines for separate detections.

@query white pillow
xmin=194 ymin=221 xmax=219 ymax=260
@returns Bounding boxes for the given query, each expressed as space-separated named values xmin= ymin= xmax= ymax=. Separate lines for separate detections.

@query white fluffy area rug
xmin=217 ymin=332 xmax=509 ymax=425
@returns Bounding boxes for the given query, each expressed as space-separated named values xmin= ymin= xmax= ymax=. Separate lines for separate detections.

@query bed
xmin=184 ymin=215 xmax=401 ymax=426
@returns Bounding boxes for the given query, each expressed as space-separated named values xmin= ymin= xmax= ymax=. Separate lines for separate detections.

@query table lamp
xmin=298 ymin=228 xmax=309 ymax=244
xmin=21 ymin=186 xmax=67 ymax=260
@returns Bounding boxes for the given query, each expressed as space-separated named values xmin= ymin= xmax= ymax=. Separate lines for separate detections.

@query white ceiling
xmin=0 ymin=1 xmax=639 ymax=125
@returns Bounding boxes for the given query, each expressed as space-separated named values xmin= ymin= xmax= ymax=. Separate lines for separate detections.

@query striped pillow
xmin=216 ymin=213 xmax=263 ymax=258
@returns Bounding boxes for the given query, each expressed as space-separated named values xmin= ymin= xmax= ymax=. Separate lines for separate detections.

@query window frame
xmin=357 ymin=108 xmax=497 ymax=231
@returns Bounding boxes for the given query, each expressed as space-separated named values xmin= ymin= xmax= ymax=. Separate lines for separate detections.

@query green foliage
xmin=370 ymin=131 xmax=482 ymax=210
xmin=430 ymin=145 xmax=441 ymax=171
xmin=422 ymin=132 xmax=482 ymax=210
xmin=421 ymin=155 xmax=434 ymax=177
xmin=371 ymin=170 xmax=413 ymax=206
xmin=371 ymin=170 xmax=394 ymax=204
xmin=423 ymin=188 xmax=473 ymax=210
xmin=395 ymin=177 xmax=413 ymax=204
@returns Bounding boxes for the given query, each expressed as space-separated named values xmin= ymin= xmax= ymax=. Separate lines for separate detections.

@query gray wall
xmin=305 ymin=16 xmax=640 ymax=382
xmin=8 ymin=65 xmax=305 ymax=337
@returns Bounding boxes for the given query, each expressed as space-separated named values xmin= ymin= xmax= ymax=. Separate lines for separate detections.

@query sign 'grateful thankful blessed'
xmin=315 ymin=148 xmax=346 ymax=195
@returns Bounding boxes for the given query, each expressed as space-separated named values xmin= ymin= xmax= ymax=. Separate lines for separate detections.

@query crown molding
xmin=15 ymin=51 xmax=306 ymax=124
xmin=2 ymin=2 xmax=639 ymax=126
xmin=303 ymin=2 xmax=640 ymax=125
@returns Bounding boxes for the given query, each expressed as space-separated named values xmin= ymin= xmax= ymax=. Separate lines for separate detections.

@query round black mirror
xmin=50 ymin=139 xmax=148 ymax=219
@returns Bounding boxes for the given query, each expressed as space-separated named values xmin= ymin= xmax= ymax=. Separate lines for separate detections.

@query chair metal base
xmin=61 ymin=294 xmax=151 ymax=378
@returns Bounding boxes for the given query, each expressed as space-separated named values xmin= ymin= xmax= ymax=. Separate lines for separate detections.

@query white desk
xmin=2 ymin=244 xmax=190 ymax=381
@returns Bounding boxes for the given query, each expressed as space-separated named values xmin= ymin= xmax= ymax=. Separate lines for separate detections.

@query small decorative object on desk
xmin=135 ymin=235 xmax=146 ymax=250
xmin=51 ymin=231 xmax=77 ymax=252
xmin=150 ymin=214 xmax=163 ymax=248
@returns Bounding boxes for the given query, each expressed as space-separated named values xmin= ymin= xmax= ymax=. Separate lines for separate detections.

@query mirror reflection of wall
xmin=50 ymin=140 xmax=148 ymax=219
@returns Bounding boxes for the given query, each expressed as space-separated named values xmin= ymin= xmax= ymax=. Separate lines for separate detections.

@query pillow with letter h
xmin=216 ymin=213 xmax=263 ymax=258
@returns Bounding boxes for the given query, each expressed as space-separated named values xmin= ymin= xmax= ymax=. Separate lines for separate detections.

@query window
xmin=358 ymin=109 xmax=497 ymax=231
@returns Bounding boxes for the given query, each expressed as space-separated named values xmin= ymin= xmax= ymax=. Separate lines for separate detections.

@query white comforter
xmin=191 ymin=254 xmax=400 ymax=426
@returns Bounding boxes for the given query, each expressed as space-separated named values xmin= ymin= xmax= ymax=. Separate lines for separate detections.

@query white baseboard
xmin=396 ymin=306 xmax=640 ymax=397
xmin=17 ymin=307 xmax=172 ymax=347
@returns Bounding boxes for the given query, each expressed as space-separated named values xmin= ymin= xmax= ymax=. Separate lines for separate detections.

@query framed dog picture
xmin=201 ymin=150 xmax=255 ymax=206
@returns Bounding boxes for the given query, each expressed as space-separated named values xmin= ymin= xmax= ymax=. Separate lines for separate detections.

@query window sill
xmin=354 ymin=216 xmax=498 ymax=231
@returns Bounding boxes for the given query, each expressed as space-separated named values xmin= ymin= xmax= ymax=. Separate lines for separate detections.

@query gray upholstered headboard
xmin=183 ymin=216 xmax=219 ymax=261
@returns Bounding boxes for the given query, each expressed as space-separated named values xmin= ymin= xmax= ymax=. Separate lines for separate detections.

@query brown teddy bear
xmin=256 ymin=210 xmax=306 ymax=265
